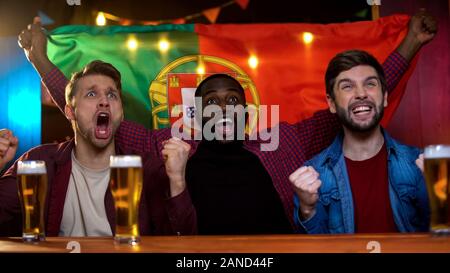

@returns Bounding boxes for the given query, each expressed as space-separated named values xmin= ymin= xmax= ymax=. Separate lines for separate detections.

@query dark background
xmin=1 ymin=0 xmax=375 ymax=36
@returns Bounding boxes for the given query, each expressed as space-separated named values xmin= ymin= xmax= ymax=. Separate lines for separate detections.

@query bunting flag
xmin=37 ymin=10 xmax=55 ymax=26
xmin=47 ymin=15 xmax=415 ymax=131
xmin=203 ymin=7 xmax=221 ymax=24
xmin=235 ymin=0 xmax=250 ymax=9
xmin=98 ymin=0 xmax=250 ymax=26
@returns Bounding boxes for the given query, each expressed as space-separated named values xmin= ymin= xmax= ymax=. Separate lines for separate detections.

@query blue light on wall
xmin=0 ymin=37 xmax=41 ymax=168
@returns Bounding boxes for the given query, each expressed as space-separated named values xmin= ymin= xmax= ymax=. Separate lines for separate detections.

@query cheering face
xmin=327 ymin=65 xmax=387 ymax=132
xmin=66 ymin=74 xmax=124 ymax=149
xmin=199 ymin=77 xmax=246 ymax=143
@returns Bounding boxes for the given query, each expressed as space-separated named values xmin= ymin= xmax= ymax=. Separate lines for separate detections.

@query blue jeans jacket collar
xmin=321 ymin=128 xmax=397 ymax=167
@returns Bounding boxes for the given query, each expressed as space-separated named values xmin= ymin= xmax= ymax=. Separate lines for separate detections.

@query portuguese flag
xmin=47 ymin=14 xmax=414 ymax=130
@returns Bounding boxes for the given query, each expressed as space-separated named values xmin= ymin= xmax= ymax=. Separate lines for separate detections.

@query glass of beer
xmin=17 ymin=160 xmax=48 ymax=242
xmin=109 ymin=155 xmax=143 ymax=245
xmin=424 ymin=145 xmax=450 ymax=235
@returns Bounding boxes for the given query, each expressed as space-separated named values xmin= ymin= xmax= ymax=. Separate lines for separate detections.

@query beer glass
xmin=16 ymin=160 xmax=48 ymax=242
xmin=109 ymin=155 xmax=143 ymax=245
xmin=424 ymin=145 xmax=450 ymax=235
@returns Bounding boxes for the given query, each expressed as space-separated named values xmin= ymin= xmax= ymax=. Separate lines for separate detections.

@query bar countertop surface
xmin=0 ymin=233 xmax=449 ymax=253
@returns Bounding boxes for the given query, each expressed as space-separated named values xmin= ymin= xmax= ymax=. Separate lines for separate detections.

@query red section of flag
xmin=167 ymin=73 xmax=198 ymax=134
xmin=196 ymin=15 xmax=414 ymax=126
xmin=235 ymin=0 xmax=250 ymax=9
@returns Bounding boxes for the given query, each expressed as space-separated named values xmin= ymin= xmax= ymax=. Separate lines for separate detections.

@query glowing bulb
xmin=196 ymin=65 xmax=205 ymax=75
xmin=302 ymin=32 xmax=314 ymax=44
xmin=248 ymin=55 xmax=259 ymax=69
xmin=158 ymin=39 xmax=170 ymax=52
xmin=127 ymin=37 xmax=138 ymax=50
xmin=96 ymin=12 xmax=106 ymax=26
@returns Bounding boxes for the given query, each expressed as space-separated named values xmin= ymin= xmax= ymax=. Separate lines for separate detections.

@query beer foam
xmin=17 ymin=160 xmax=47 ymax=174
xmin=424 ymin=145 xmax=450 ymax=159
xmin=110 ymin=155 xmax=142 ymax=168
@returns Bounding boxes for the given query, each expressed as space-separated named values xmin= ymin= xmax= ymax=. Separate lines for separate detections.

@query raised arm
xmin=396 ymin=10 xmax=437 ymax=63
xmin=385 ymin=10 xmax=437 ymax=94
xmin=18 ymin=17 xmax=66 ymax=111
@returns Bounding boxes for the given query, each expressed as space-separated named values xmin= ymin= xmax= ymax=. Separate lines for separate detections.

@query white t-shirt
xmin=59 ymin=151 xmax=112 ymax=236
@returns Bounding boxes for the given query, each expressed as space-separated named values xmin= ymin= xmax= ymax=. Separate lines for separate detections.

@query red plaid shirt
xmin=43 ymin=52 xmax=408 ymax=229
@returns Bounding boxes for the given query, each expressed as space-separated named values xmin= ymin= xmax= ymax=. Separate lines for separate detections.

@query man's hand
xmin=18 ymin=17 xmax=54 ymax=77
xmin=408 ymin=9 xmax=438 ymax=46
xmin=415 ymin=153 xmax=424 ymax=173
xmin=0 ymin=129 xmax=18 ymax=171
xmin=397 ymin=9 xmax=438 ymax=62
xmin=162 ymin=137 xmax=191 ymax=197
xmin=289 ymin=166 xmax=322 ymax=220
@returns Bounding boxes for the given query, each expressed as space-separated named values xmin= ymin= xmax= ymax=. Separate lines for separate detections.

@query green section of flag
xmin=47 ymin=24 xmax=199 ymax=129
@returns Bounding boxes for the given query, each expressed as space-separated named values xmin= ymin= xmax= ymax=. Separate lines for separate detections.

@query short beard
xmin=335 ymin=102 xmax=384 ymax=132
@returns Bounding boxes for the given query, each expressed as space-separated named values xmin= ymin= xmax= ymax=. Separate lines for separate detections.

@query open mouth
xmin=214 ymin=117 xmax=234 ymax=136
xmin=351 ymin=104 xmax=373 ymax=116
xmin=95 ymin=112 xmax=111 ymax=139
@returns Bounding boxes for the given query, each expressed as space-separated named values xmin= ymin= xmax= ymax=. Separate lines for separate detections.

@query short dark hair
xmin=325 ymin=50 xmax=387 ymax=100
xmin=194 ymin=73 xmax=245 ymax=98
xmin=65 ymin=60 xmax=122 ymax=106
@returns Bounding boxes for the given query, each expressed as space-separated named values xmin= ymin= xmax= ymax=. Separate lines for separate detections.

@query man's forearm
xmin=31 ymin=55 xmax=56 ymax=79
xmin=41 ymin=64 xmax=68 ymax=112
xmin=32 ymin=54 xmax=68 ymax=112
xmin=396 ymin=32 xmax=423 ymax=63
xmin=382 ymin=51 xmax=409 ymax=95
xmin=395 ymin=11 xmax=437 ymax=63
xmin=166 ymin=189 xmax=198 ymax=235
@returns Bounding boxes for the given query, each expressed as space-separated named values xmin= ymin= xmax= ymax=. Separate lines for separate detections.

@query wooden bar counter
xmin=0 ymin=233 xmax=449 ymax=253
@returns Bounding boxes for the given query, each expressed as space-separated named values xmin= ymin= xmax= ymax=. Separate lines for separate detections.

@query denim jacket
xmin=294 ymin=129 xmax=430 ymax=234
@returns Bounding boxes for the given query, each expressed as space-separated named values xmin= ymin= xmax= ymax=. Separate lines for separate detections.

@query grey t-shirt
xmin=59 ymin=151 xmax=112 ymax=236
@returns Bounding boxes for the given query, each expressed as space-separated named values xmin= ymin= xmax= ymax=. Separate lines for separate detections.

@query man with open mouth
xmin=23 ymin=10 xmax=436 ymax=234
xmin=183 ymin=74 xmax=293 ymax=234
xmin=0 ymin=59 xmax=196 ymax=237
xmin=290 ymin=50 xmax=430 ymax=234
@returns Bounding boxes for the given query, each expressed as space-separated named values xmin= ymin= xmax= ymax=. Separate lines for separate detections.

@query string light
xmin=302 ymin=32 xmax=314 ymax=44
xmin=248 ymin=55 xmax=259 ymax=69
xmin=96 ymin=12 xmax=106 ymax=26
xmin=93 ymin=0 xmax=246 ymax=26
xmin=196 ymin=65 xmax=205 ymax=75
xmin=158 ymin=39 xmax=170 ymax=53
xmin=127 ymin=37 xmax=138 ymax=50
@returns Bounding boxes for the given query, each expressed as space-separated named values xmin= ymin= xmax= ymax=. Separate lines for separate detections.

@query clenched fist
xmin=289 ymin=166 xmax=322 ymax=220
xmin=397 ymin=9 xmax=438 ymax=62
xmin=18 ymin=17 xmax=54 ymax=77
xmin=162 ymin=137 xmax=191 ymax=197
xmin=408 ymin=9 xmax=438 ymax=46
xmin=0 ymin=129 xmax=18 ymax=171
xmin=18 ymin=17 xmax=47 ymax=64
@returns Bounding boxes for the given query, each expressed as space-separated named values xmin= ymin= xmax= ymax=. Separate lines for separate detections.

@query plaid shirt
xmin=43 ymin=51 xmax=408 ymax=230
